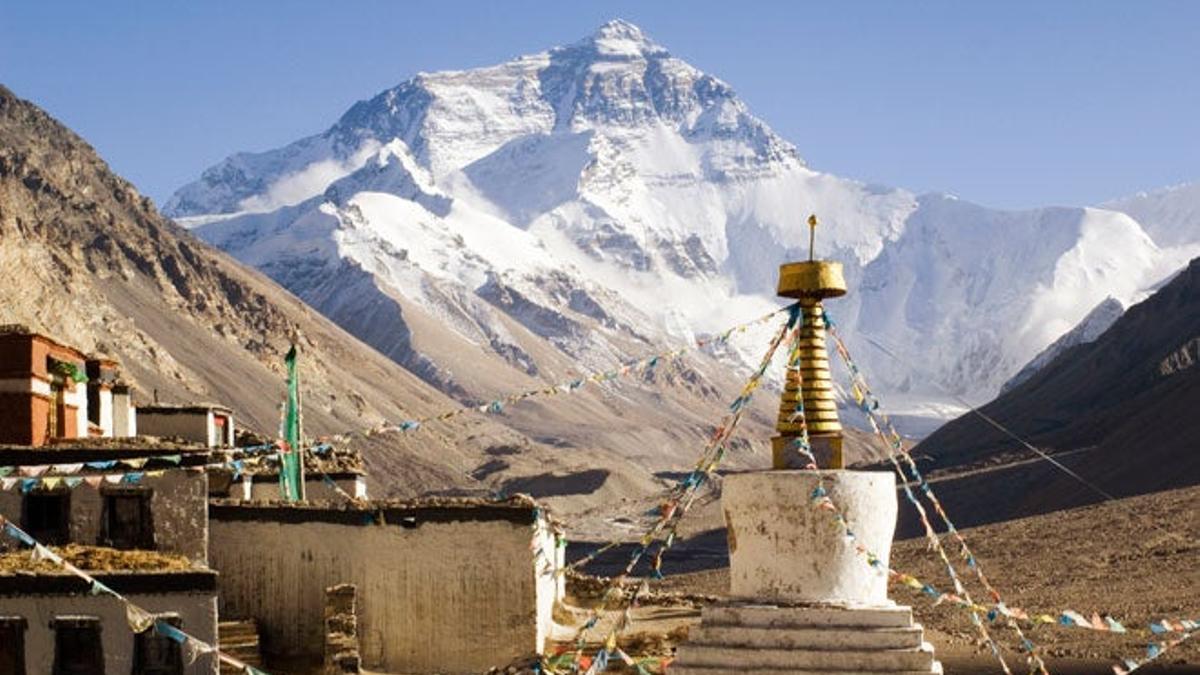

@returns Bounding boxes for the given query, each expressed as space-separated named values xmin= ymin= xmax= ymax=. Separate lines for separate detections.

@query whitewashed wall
xmin=2 ymin=587 xmax=217 ymax=674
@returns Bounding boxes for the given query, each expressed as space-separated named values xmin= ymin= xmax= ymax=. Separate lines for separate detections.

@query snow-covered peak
xmin=577 ymin=18 xmax=667 ymax=57
xmin=165 ymin=20 xmax=796 ymax=217
xmin=1000 ymin=296 xmax=1125 ymax=393
xmin=1103 ymin=180 xmax=1200 ymax=248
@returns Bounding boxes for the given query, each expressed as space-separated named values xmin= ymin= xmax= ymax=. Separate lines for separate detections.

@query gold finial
xmin=807 ymin=214 xmax=818 ymax=262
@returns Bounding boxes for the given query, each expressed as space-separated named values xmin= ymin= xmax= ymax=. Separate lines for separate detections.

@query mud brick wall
xmin=208 ymin=502 xmax=560 ymax=674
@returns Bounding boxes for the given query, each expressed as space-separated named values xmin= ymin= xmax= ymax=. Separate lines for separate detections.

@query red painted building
xmin=0 ymin=326 xmax=135 ymax=446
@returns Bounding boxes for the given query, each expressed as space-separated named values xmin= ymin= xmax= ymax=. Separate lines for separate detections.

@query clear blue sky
xmin=3 ymin=1 xmax=1198 ymax=209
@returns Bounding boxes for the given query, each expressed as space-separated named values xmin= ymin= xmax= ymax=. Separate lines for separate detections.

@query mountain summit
xmin=166 ymin=21 xmax=1200 ymax=422
xmin=582 ymin=18 xmax=664 ymax=53
xmin=167 ymin=19 xmax=796 ymax=218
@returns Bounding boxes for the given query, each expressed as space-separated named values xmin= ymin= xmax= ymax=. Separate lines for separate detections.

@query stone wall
xmin=209 ymin=502 xmax=560 ymax=674
xmin=0 ymin=469 xmax=209 ymax=562
xmin=0 ymin=572 xmax=218 ymax=674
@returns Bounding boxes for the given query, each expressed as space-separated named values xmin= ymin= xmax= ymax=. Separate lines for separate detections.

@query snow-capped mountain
xmin=167 ymin=20 xmax=1200 ymax=422
xmin=1103 ymin=181 xmax=1200 ymax=248
xmin=1000 ymin=296 xmax=1125 ymax=393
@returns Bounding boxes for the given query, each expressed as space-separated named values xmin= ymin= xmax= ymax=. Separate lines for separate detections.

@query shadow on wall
xmin=501 ymin=469 xmax=610 ymax=498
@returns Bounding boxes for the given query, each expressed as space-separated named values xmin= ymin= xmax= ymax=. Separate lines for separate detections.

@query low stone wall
xmin=209 ymin=501 xmax=560 ymax=674
xmin=0 ymin=571 xmax=218 ymax=674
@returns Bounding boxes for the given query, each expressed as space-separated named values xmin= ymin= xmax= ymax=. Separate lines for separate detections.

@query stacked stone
xmin=323 ymin=583 xmax=360 ymax=674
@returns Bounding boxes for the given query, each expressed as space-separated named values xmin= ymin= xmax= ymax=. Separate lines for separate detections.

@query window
xmin=0 ymin=616 xmax=27 ymax=675
xmin=87 ymin=384 xmax=101 ymax=426
xmin=212 ymin=414 xmax=231 ymax=446
xmin=50 ymin=616 xmax=103 ymax=675
xmin=133 ymin=615 xmax=182 ymax=675
xmin=101 ymin=489 xmax=154 ymax=550
xmin=21 ymin=492 xmax=70 ymax=545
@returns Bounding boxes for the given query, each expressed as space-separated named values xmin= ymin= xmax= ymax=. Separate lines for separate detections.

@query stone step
xmin=687 ymin=623 xmax=925 ymax=651
xmin=674 ymin=641 xmax=938 ymax=671
xmin=217 ymin=620 xmax=263 ymax=674
xmin=218 ymin=635 xmax=260 ymax=648
xmin=701 ymin=604 xmax=914 ymax=629
xmin=667 ymin=661 xmax=943 ymax=675
xmin=218 ymin=621 xmax=259 ymax=636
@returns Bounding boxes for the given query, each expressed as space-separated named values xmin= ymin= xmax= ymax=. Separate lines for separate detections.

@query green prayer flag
xmin=281 ymin=345 xmax=304 ymax=501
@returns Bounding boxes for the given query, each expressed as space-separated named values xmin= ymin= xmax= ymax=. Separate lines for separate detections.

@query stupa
xmin=671 ymin=216 xmax=942 ymax=674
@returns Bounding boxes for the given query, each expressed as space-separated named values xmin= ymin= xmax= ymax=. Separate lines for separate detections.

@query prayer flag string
xmin=824 ymin=310 xmax=1043 ymax=674
xmin=355 ymin=305 xmax=793 ymax=439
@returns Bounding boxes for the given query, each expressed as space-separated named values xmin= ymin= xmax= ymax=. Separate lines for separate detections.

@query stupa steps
xmin=686 ymin=624 xmax=926 ymax=651
xmin=673 ymin=604 xmax=941 ymax=675
xmin=671 ymin=641 xmax=939 ymax=672
xmin=701 ymin=604 xmax=915 ymax=628
xmin=668 ymin=665 xmax=943 ymax=675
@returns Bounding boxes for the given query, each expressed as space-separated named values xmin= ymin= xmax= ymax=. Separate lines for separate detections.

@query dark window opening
xmin=0 ymin=616 xmax=28 ymax=675
xmin=86 ymin=386 xmax=100 ymax=426
xmin=101 ymin=490 xmax=154 ymax=550
xmin=133 ymin=614 xmax=182 ymax=675
xmin=21 ymin=492 xmax=70 ymax=545
xmin=51 ymin=616 xmax=103 ymax=675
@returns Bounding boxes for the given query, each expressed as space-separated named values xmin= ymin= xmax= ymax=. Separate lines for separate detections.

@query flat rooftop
xmin=0 ymin=437 xmax=212 ymax=466
xmin=137 ymin=404 xmax=233 ymax=414
xmin=210 ymin=494 xmax=547 ymax=527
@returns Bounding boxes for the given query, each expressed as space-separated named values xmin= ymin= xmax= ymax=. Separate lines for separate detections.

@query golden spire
xmin=773 ymin=214 xmax=847 ymax=470
xmin=808 ymin=214 xmax=818 ymax=262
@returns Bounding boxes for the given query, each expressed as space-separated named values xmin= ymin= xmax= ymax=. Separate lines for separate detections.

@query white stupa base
xmin=671 ymin=602 xmax=942 ymax=674
xmin=671 ymin=470 xmax=940 ymax=673
xmin=724 ymin=470 xmax=898 ymax=605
